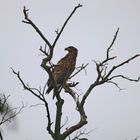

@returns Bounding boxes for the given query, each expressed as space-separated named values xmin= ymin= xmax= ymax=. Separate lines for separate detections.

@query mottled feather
xmin=46 ymin=46 xmax=78 ymax=98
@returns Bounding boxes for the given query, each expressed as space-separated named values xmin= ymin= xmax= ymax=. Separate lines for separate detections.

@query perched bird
xmin=46 ymin=46 xmax=78 ymax=98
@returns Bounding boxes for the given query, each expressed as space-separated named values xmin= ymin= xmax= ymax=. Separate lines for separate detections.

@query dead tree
xmin=12 ymin=4 xmax=140 ymax=140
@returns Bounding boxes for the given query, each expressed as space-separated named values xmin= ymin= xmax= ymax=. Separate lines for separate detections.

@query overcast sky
xmin=0 ymin=0 xmax=140 ymax=140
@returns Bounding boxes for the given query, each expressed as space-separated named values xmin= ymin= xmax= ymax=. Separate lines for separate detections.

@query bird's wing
xmin=46 ymin=51 xmax=77 ymax=95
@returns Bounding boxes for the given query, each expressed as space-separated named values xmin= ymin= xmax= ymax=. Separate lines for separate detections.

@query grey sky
xmin=0 ymin=0 xmax=140 ymax=140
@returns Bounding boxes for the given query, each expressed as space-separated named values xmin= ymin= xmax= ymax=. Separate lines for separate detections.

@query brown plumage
xmin=46 ymin=46 xmax=78 ymax=98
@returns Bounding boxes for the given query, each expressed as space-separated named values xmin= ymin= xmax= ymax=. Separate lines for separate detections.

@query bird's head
xmin=65 ymin=46 xmax=78 ymax=54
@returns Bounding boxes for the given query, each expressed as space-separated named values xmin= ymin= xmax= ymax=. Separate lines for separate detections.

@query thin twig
xmin=101 ymin=28 xmax=119 ymax=65
xmin=11 ymin=68 xmax=44 ymax=101
xmin=22 ymin=6 xmax=52 ymax=48
xmin=108 ymin=75 xmax=140 ymax=82
xmin=69 ymin=63 xmax=89 ymax=79
xmin=52 ymin=4 xmax=82 ymax=48
xmin=105 ymin=54 xmax=140 ymax=79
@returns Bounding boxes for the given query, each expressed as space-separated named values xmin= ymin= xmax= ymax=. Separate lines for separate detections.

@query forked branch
xmin=52 ymin=4 xmax=82 ymax=48
xmin=69 ymin=63 xmax=89 ymax=79
xmin=22 ymin=6 xmax=52 ymax=49
xmin=101 ymin=27 xmax=119 ymax=65
xmin=80 ymin=28 xmax=140 ymax=106
xmin=11 ymin=68 xmax=54 ymax=138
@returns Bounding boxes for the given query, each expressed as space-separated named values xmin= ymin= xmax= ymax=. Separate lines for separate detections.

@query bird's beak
xmin=65 ymin=47 xmax=68 ymax=51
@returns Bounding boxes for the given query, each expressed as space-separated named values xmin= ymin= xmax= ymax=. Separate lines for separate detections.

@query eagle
xmin=46 ymin=46 xmax=78 ymax=98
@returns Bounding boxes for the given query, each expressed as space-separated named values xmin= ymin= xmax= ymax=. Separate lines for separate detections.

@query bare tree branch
xmin=22 ymin=6 xmax=52 ymax=49
xmin=80 ymin=28 xmax=140 ymax=108
xmin=72 ymin=128 xmax=91 ymax=140
xmin=60 ymin=117 xmax=87 ymax=140
xmin=108 ymin=75 xmax=140 ymax=82
xmin=11 ymin=68 xmax=44 ymax=101
xmin=11 ymin=68 xmax=55 ymax=138
xmin=52 ymin=4 xmax=82 ymax=48
xmin=107 ymin=80 xmax=124 ymax=91
xmin=42 ymin=95 xmax=54 ymax=138
xmin=101 ymin=27 xmax=119 ymax=65
xmin=104 ymin=54 xmax=140 ymax=80
xmin=39 ymin=44 xmax=49 ymax=56
xmin=69 ymin=63 xmax=89 ymax=79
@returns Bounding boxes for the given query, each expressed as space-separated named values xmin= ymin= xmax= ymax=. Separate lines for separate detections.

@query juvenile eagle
xmin=46 ymin=46 xmax=78 ymax=98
